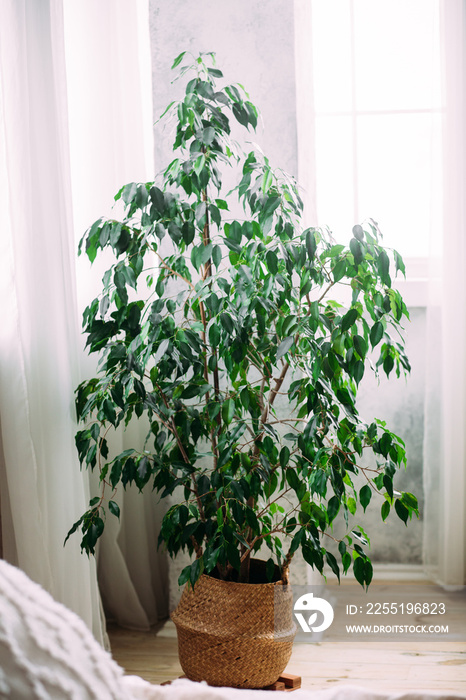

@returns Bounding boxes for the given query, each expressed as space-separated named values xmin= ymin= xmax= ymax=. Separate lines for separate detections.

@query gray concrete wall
xmin=149 ymin=0 xmax=298 ymax=178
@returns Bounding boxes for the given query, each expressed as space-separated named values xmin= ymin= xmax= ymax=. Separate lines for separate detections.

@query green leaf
xmin=209 ymin=322 xmax=221 ymax=348
xmin=352 ymin=224 xmax=364 ymax=241
xmin=220 ymin=313 xmax=235 ymax=336
xmin=102 ymin=399 xmax=116 ymax=425
xmin=240 ymin=387 xmax=250 ymax=410
xmin=326 ymin=551 xmax=340 ymax=581
xmin=342 ymin=551 xmax=352 ymax=573
xmin=153 ymin=338 xmax=170 ymax=366
xmin=178 ymin=565 xmax=191 ymax=587
xmin=347 ymin=497 xmax=357 ymax=515
xmin=383 ymin=474 xmax=393 ymax=500
xmin=377 ymin=249 xmax=391 ymax=285
xmin=383 ymin=354 xmax=394 ymax=376
xmin=245 ymin=507 xmax=259 ymax=533
xmin=225 ymin=84 xmax=242 ymax=103
xmin=200 ymin=242 xmax=213 ymax=266
xmin=394 ymin=250 xmax=406 ymax=276
xmin=209 ymin=204 xmax=221 ymax=228
xmin=108 ymin=500 xmax=120 ymax=519
xmin=401 ymin=492 xmax=418 ymax=511
xmin=208 ymin=67 xmax=223 ymax=78
xmin=202 ymin=126 xmax=215 ymax=145
xmin=327 ymin=495 xmax=340 ymax=524
xmin=136 ymin=184 xmax=148 ymax=208
xmin=353 ymin=334 xmax=367 ymax=359
xmin=379 ymin=432 xmax=392 ymax=457
xmin=233 ymin=103 xmax=249 ymax=128
xmin=196 ymin=80 xmax=215 ymax=100
xmin=394 ymin=498 xmax=409 ymax=525
xmin=99 ymin=223 xmax=110 ymax=247
xmin=305 ymin=229 xmax=317 ymax=261
xmin=353 ymin=556 xmax=366 ymax=587
xmin=332 ymin=258 xmax=347 ymax=283
xmin=212 ymin=244 xmax=222 ymax=269
xmin=279 ymin=446 xmax=290 ymax=469
xmin=262 ymin=167 xmax=273 ymax=193
xmin=121 ymin=182 xmax=137 ymax=205
xmin=222 ymin=398 xmax=235 ymax=425
xmin=266 ymin=250 xmax=278 ymax=275
xmin=350 ymin=237 xmax=364 ymax=265
xmin=168 ymin=222 xmax=182 ymax=244
xmin=381 ymin=500 xmax=390 ymax=521
xmin=277 ymin=336 xmax=294 ymax=360
xmin=341 ymin=308 xmax=359 ymax=333
xmin=150 ymin=186 xmax=165 ymax=215
xmin=370 ymin=321 xmax=384 ymax=348
xmin=137 ymin=456 xmax=150 ymax=483
xmin=171 ymin=51 xmax=186 ymax=69
xmin=224 ymin=238 xmax=242 ymax=254
xmin=353 ymin=360 xmax=364 ymax=385
xmin=195 ymin=202 xmax=207 ymax=225
xmin=226 ymin=220 xmax=242 ymax=244
xmin=64 ymin=515 xmax=85 ymax=546
xmin=265 ymin=557 xmax=276 ymax=582
xmin=359 ymin=484 xmax=372 ymax=512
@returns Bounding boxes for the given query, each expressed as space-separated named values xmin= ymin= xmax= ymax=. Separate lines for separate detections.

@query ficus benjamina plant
xmin=67 ymin=51 xmax=419 ymax=589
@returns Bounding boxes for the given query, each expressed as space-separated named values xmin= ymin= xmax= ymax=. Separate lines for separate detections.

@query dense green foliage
xmin=67 ymin=52 xmax=418 ymax=588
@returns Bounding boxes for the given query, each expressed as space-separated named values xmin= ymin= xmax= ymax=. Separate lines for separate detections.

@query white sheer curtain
xmin=0 ymin=0 xmax=168 ymax=639
xmin=0 ymin=0 xmax=104 ymax=643
xmin=294 ymin=0 xmax=318 ymax=228
xmin=63 ymin=0 xmax=169 ymax=628
xmin=423 ymin=0 xmax=466 ymax=587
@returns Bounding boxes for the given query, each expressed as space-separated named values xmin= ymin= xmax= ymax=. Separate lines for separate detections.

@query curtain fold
xmin=0 ymin=0 xmax=168 ymax=639
xmin=63 ymin=0 xmax=169 ymax=629
xmin=423 ymin=0 xmax=466 ymax=587
xmin=0 ymin=0 xmax=105 ymax=643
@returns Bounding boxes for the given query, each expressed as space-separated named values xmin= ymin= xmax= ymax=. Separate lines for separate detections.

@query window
xmin=310 ymin=0 xmax=442 ymax=276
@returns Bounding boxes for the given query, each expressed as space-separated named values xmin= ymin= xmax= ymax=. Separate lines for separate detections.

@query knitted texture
xmin=0 ymin=559 xmax=131 ymax=699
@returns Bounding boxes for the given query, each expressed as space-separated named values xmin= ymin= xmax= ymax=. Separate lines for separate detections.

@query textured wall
xmin=149 ymin=0 xmax=298 ymax=178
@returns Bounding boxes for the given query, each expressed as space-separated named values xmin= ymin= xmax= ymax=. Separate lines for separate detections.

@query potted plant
xmin=67 ymin=52 xmax=419 ymax=687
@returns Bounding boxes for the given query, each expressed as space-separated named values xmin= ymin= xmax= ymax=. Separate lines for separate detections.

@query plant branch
xmin=154 ymin=249 xmax=196 ymax=292
xmin=154 ymin=382 xmax=191 ymax=465
xmin=200 ymin=182 xmax=222 ymax=465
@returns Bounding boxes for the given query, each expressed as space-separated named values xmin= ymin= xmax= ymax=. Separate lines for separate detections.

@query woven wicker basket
xmin=171 ymin=561 xmax=296 ymax=688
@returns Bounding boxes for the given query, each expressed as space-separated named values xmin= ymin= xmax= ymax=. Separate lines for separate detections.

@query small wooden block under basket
xmin=161 ymin=673 xmax=302 ymax=691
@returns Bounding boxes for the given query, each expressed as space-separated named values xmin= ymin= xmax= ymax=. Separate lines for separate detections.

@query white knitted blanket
xmin=0 ymin=558 xmax=130 ymax=699
xmin=124 ymin=678 xmax=466 ymax=700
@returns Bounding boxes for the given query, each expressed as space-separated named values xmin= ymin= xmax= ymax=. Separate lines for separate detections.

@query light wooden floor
xmin=108 ymin=619 xmax=466 ymax=694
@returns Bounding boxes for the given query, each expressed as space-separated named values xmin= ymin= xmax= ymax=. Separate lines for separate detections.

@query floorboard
xmin=108 ymin=620 xmax=466 ymax=694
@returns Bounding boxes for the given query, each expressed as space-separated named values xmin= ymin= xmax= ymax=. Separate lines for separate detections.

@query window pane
xmin=314 ymin=115 xmax=355 ymax=237
xmin=354 ymin=0 xmax=441 ymax=112
xmin=357 ymin=112 xmax=442 ymax=257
